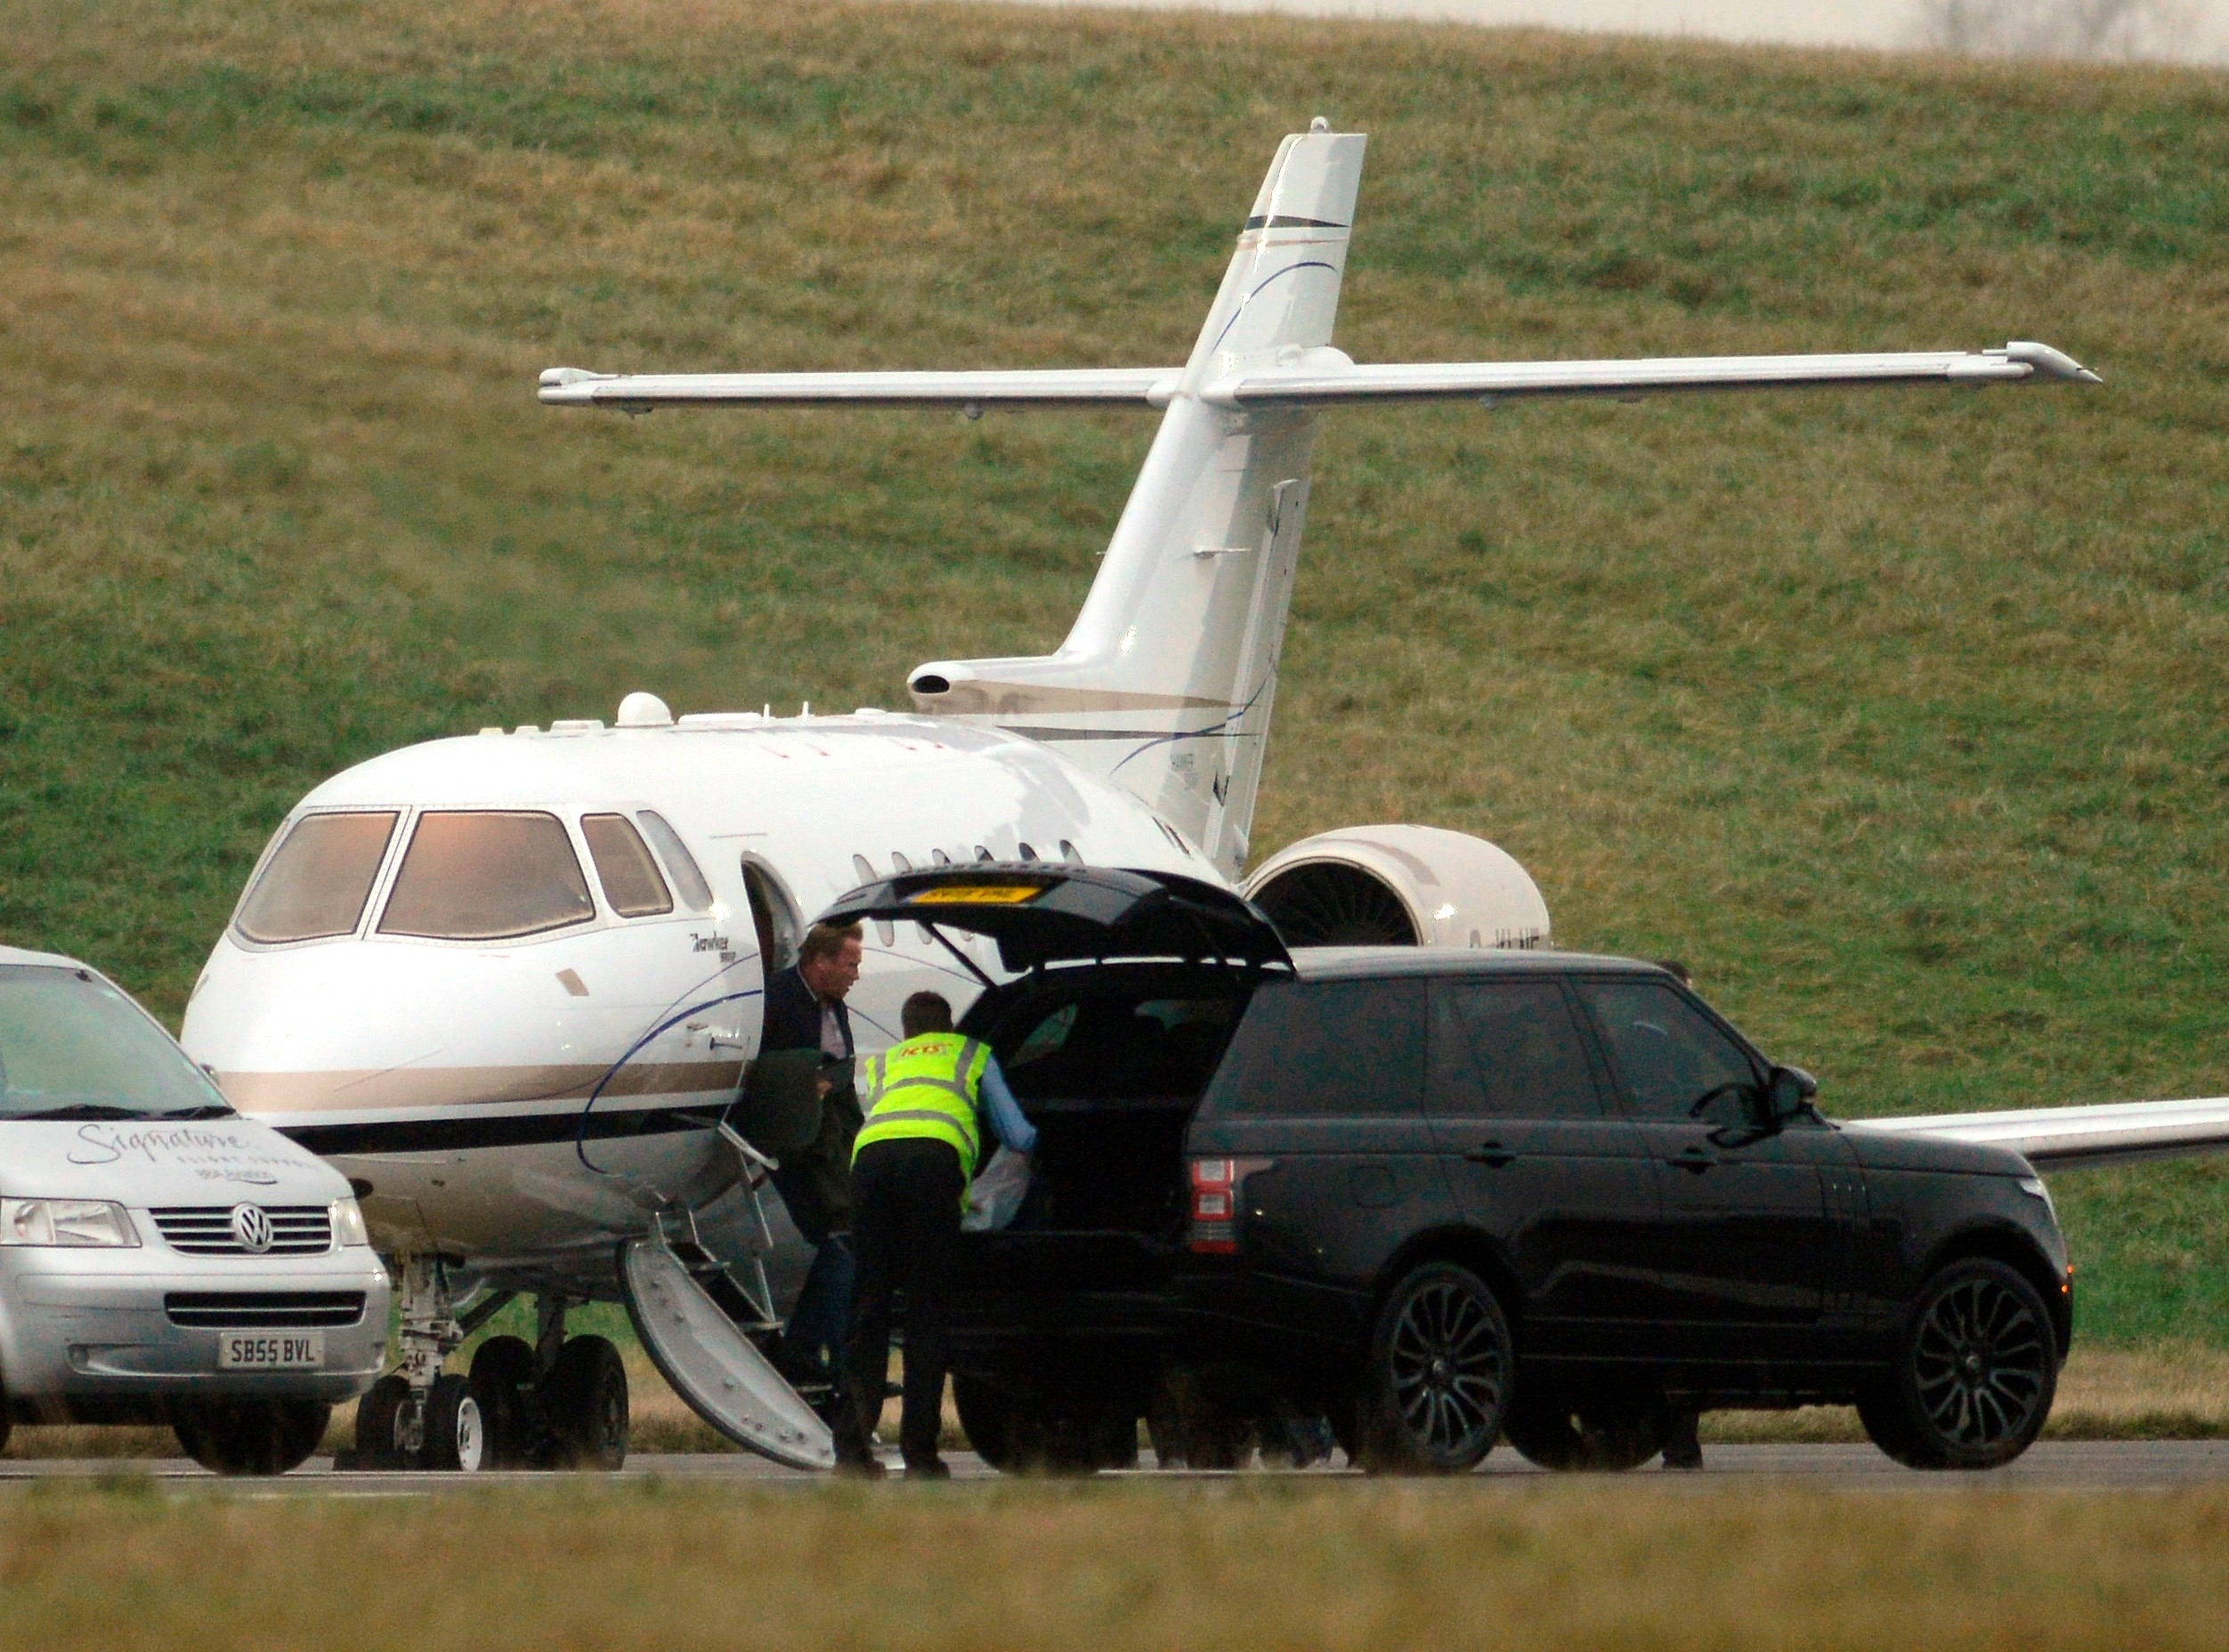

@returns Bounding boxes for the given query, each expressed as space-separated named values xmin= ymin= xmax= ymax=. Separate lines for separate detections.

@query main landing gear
xmin=346 ymin=1128 xmax=839 ymax=1474
xmin=340 ymin=1259 xmax=629 ymax=1473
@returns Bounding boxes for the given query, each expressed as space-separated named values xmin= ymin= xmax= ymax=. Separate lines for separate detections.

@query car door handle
xmin=1465 ymin=1141 xmax=1517 ymax=1169
xmin=1671 ymin=1146 xmax=1716 ymax=1174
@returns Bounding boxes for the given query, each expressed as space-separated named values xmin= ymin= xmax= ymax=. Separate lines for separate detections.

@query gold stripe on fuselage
xmin=213 ymin=1059 xmax=744 ymax=1114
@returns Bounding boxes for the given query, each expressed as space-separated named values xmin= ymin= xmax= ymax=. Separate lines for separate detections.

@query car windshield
xmin=0 ymin=965 xmax=235 ymax=1121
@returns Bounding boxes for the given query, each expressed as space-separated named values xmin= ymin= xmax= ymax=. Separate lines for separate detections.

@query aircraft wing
xmin=1844 ymin=1097 xmax=2229 ymax=1171
xmin=538 ymin=366 xmax=1183 ymax=409
xmin=541 ymin=341 xmax=2097 ymax=412
xmin=1202 ymin=341 xmax=2101 ymax=408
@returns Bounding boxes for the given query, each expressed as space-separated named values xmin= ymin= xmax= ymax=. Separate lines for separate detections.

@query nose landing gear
xmin=338 ymin=1259 xmax=630 ymax=1472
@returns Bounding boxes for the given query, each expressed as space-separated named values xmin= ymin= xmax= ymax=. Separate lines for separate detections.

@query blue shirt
xmin=977 ymin=1054 xmax=1038 ymax=1155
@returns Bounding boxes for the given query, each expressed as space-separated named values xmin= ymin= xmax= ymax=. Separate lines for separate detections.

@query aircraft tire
xmin=351 ymin=1374 xmax=410 ymax=1467
xmin=468 ymin=1335 xmax=537 ymax=1467
xmin=1353 ymin=1262 xmax=1512 ymax=1476
xmin=423 ymin=1374 xmax=485 ymax=1472
xmin=1860 ymin=1258 xmax=2056 ymax=1471
xmin=172 ymin=1397 xmax=331 ymax=1477
xmin=546 ymin=1335 xmax=628 ymax=1470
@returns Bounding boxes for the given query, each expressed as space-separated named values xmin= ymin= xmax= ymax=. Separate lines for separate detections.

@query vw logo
xmin=230 ymin=1203 xmax=274 ymax=1254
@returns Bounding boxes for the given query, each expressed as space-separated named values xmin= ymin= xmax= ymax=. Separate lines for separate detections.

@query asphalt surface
xmin=8 ymin=1441 xmax=2229 ymax=1493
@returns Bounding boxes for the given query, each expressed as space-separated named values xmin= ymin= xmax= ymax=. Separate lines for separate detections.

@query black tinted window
xmin=998 ymin=994 xmax=1239 ymax=1102
xmin=1577 ymin=979 xmax=1758 ymax=1124
xmin=1429 ymin=980 xmax=1601 ymax=1119
xmin=1204 ymin=977 xmax=1424 ymax=1117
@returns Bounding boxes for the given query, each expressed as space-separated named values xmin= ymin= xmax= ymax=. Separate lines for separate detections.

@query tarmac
xmin=8 ymin=1441 xmax=2229 ymax=1493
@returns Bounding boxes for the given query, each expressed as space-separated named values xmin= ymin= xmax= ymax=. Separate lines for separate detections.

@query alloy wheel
xmin=1910 ymin=1272 xmax=2050 ymax=1449
xmin=1386 ymin=1276 xmax=1508 ymax=1460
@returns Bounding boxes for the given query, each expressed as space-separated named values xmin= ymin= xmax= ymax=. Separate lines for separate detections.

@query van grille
xmin=165 ymin=1292 xmax=368 ymax=1329
xmin=149 ymin=1205 xmax=333 ymax=1255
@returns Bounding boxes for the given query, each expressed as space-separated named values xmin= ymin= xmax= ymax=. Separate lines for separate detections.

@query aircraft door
xmin=742 ymin=856 xmax=802 ymax=984
xmin=737 ymin=853 xmax=807 ymax=1058
xmin=1425 ymin=977 xmax=1660 ymax=1357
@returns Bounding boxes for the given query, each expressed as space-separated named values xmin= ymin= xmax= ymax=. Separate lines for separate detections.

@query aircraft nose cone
xmin=180 ymin=938 xmax=556 ymax=1118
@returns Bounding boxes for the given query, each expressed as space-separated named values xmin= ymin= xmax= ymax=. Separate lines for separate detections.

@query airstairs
xmin=616 ymin=1122 xmax=836 ymax=1471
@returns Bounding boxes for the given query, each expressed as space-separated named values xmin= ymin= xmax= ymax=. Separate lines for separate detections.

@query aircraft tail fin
xmin=538 ymin=119 xmax=2095 ymax=884
xmin=908 ymin=126 xmax=1367 ymax=879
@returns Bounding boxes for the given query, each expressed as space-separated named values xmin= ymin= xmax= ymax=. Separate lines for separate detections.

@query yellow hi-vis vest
xmin=852 ymin=1032 xmax=992 ymax=1179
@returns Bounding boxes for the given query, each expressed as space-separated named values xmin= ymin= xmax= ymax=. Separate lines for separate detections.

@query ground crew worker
xmin=835 ymin=990 xmax=1037 ymax=1479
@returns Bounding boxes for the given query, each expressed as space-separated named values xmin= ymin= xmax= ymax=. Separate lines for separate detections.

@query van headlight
xmin=0 ymin=1198 xmax=141 ymax=1248
xmin=331 ymin=1196 xmax=371 ymax=1248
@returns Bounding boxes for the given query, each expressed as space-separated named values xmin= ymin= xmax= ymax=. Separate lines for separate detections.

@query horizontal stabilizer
xmin=1204 ymin=341 xmax=2101 ymax=408
xmin=540 ymin=343 xmax=2096 ymax=413
xmin=539 ymin=365 xmax=1180 ymax=409
xmin=1847 ymin=1097 xmax=2229 ymax=1171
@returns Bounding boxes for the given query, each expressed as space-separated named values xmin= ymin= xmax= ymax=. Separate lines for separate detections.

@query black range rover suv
xmin=820 ymin=867 xmax=2071 ymax=1475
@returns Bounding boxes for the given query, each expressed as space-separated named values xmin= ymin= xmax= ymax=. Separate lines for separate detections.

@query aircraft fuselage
xmin=180 ymin=709 xmax=1204 ymax=1293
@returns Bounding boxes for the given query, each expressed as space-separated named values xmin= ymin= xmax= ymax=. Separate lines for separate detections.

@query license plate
xmin=217 ymin=1332 xmax=324 ymax=1371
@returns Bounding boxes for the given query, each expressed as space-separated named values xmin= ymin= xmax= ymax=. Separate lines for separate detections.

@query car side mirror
xmin=1765 ymin=1065 xmax=1818 ymax=1122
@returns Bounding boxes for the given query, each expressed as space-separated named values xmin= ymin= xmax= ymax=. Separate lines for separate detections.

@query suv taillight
xmin=1188 ymin=1157 xmax=1269 ymax=1254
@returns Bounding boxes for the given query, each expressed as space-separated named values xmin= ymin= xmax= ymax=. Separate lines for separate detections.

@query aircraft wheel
xmin=546 ymin=1335 xmax=628 ymax=1470
xmin=172 ymin=1397 xmax=331 ymax=1477
xmin=468 ymin=1335 xmax=537 ymax=1467
xmin=1861 ymin=1258 xmax=2056 ymax=1470
xmin=1353 ymin=1261 xmax=1512 ymax=1476
xmin=352 ymin=1374 xmax=411 ymax=1467
xmin=1500 ymin=1389 xmax=1669 ymax=1471
xmin=423 ymin=1374 xmax=485 ymax=1472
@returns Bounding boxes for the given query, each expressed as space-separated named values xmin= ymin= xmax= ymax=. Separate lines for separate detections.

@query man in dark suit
xmin=758 ymin=920 xmax=865 ymax=1384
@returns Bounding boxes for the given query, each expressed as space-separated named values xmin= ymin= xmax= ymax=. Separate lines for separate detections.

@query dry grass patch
xmin=6 ymin=1478 xmax=2229 ymax=1648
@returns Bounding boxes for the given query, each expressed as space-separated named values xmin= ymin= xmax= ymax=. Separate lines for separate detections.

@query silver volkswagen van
xmin=0 ymin=943 xmax=390 ymax=1473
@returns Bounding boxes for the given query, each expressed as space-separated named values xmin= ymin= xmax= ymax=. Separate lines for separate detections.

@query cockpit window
xmin=0 ymin=965 xmax=232 ymax=1120
xmin=636 ymin=811 xmax=713 ymax=912
xmin=234 ymin=811 xmax=399 ymax=944
xmin=582 ymin=814 xmax=673 ymax=918
xmin=377 ymin=811 xmax=596 ymax=941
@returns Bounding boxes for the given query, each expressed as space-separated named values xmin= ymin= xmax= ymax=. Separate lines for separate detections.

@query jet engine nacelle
xmin=1241 ymin=824 xmax=1551 ymax=951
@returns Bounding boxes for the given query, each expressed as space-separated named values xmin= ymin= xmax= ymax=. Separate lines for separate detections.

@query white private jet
xmin=177 ymin=121 xmax=2226 ymax=1474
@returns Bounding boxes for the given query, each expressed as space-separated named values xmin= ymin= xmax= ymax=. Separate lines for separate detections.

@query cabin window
xmin=636 ymin=812 xmax=713 ymax=913
xmin=377 ymin=811 xmax=596 ymax=941
xmin=234 ymin=812 xmax=399 ymax=944
xmin=582 ymin=814 xmax=673 ymax=918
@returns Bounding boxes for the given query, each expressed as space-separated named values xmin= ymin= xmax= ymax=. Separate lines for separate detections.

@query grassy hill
xmin=4 ymin=0 xmax=2228 ymax=1344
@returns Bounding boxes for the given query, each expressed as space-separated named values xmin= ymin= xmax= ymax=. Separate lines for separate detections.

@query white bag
xmin=963 ymin=1146 xmax=1033 ymax=1233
